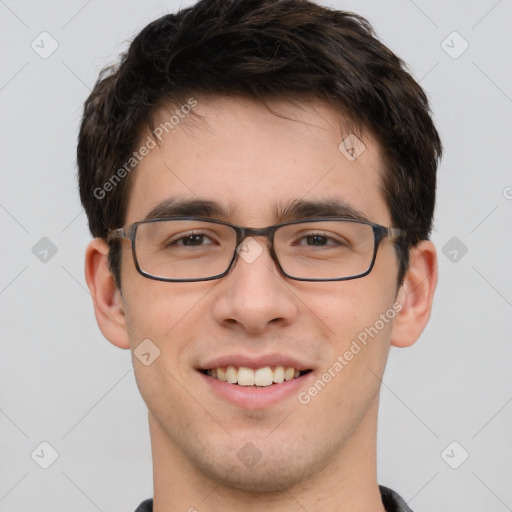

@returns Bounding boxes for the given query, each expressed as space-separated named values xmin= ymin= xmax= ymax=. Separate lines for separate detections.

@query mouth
xmin=199 ymin=366 xmax=313 ymax=387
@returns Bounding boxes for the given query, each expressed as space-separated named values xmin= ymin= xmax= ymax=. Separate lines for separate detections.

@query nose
xmin=211 ymin=236 xmax=299 ymax=334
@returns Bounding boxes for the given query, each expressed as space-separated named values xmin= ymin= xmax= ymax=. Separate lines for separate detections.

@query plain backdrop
xmin=0 ymin=0 xmax=511 ymax=511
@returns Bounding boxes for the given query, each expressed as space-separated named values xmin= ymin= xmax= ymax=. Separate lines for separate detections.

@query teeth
xmin=254 ymin=367 xmax=273 ymax=387
xmin=273 ymin=365 xmax=285 ymax=383
xmin=226 ymin=366 xmax=237 ymax=383
xmin=238 ymin=367 xmax=255 ymax=386
xmin=206 ymin=365 xmax=305 ymax=386
xmin=284 ymin=367 xmax=295 ymax=381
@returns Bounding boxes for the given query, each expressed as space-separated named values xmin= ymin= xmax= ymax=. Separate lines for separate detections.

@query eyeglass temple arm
xmin=107 ymin=228 xmax=126 ymax=242
xmin=386 ymin=227 xmax=406 ymax=239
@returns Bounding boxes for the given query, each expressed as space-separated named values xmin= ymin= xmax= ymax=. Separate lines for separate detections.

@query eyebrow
xmin=273 ymin=197 xmax=369 ymax=223
xmin=143 ymin=196 xmax=370 ymax=224
xmin=144 ymin=197 xmax=234 ymax=221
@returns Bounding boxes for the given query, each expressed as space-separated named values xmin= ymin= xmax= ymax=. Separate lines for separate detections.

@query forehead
xmin=125 ymin=96 xmax=390 ymax=227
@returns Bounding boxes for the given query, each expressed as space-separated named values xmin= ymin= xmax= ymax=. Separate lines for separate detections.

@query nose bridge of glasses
xmin=239 ymin=225 xmax=276 ymax=242
xmin=237 ymin=226 xmax=277 ymax=257
xmin=232 ymin=225 xmax=279 ymax=268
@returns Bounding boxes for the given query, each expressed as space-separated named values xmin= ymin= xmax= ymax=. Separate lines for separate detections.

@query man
xmin=78 ymin=0 xmax=441 ymax=510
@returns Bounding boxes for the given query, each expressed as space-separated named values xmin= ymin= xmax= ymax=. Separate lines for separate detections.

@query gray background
xmin=0 ymin=0 xmax=511 ymax=510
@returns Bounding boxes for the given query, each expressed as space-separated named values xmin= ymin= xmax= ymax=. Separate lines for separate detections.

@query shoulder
xmin=379 ymin=485 xmax=414 ymax=512
xmin=134 ymin=499 xmax=153 ymax=512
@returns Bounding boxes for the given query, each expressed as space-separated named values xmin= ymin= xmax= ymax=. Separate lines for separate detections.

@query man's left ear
xmin=391 ymin=240 xmax=438 ymax=348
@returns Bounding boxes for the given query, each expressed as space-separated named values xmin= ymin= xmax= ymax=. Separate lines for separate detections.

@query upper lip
xmin=199 ymin=353 xmax=312 ymax=371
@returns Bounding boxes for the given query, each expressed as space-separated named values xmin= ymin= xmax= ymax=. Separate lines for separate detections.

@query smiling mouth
xmin=200 ymin=366 xmax=312 ymax=387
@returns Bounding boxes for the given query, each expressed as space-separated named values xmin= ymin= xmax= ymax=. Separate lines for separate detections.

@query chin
xmin=222 ymin=471 xmax=301 ymax=494
xmin=188 ymin=441 xmax=325 ymax=495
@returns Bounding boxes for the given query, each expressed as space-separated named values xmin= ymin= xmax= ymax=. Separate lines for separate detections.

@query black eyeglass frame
xmin=107 ymin=216 xmax=406 ymax=283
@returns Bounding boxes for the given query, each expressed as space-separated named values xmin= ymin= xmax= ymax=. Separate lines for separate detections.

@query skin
xmin=85 ymin=96 xmax=437 ymax=511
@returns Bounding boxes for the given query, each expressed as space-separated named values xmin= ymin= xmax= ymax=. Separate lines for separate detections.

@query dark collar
xmin=134 ymin=485 xmax=413 ymax=511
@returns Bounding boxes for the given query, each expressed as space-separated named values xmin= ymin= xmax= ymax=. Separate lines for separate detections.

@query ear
xmin=84 ymin=238 xmax=130 ymax=349
xmin=391 ymin=240 xmax=438 ymax=348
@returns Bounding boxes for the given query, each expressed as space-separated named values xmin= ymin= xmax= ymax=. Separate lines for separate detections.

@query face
xmin=118 ymin=96 xmax=401 ymax=491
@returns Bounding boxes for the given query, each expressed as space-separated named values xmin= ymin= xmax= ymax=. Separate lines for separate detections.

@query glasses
xmin=107 ymin=217 xmax=406 ymax=282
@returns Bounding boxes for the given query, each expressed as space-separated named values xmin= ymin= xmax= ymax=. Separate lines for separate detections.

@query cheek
xmin=298 ymin=276 xmax=398 ymax=408
xmin=298 ymin=310 xmax=394 ymax=426
xmin=122 ymin=274 xmax=210 ymax=341
xmin=121 ymin=284 xmax=199 ymax=419
xmin=302 ymin=273 xmax=398 ymax=345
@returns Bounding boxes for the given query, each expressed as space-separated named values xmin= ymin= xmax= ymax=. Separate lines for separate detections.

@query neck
xmin=150 ymin=396 xmax=386 ymax=512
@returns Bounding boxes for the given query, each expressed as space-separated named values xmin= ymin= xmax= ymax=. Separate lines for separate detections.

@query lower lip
xmin=199 ymin=371 xmax=314 ymax=409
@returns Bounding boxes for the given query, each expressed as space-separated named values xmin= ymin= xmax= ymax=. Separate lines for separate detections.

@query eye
xmin=303 ymin=234 xmax=330 ymax=246
xmin=166 ymin=232 xmax=216 ymax=247
xmin=296 ymin=232 xmax=345 ymax=247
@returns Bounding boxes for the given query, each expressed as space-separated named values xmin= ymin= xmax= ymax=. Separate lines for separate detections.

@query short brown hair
xmin=77 ymin=0 xmax=442 ymax=288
